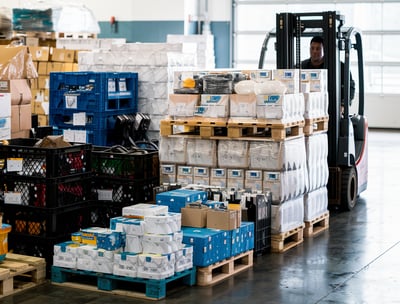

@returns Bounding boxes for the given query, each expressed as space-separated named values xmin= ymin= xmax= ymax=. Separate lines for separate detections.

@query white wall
xmin=3 ymin=0 xmax=230 ymax=21
xmin=365 ymin=95 xmax=400 ymax=128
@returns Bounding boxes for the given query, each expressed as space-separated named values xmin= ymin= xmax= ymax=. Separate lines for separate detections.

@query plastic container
xmin=0 ymin=224 xmax=12 ymax=261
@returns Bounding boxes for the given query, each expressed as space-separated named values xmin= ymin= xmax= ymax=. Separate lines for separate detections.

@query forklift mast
xmin=259 ymin=11 xmax=367 ymax=209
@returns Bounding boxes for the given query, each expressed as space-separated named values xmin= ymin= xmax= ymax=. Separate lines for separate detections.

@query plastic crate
xmin=0 ymin=138 xmax=91 ymax=178
xmin=1 ymin=174 xmax=93 ymax=208
xmin=53 ymin=127 xmax=120 ymax=147
xmin=49 ymin=109 xmax=131 ymax=131
xmin=245 ymin=193 xmax=272 ymax=255
xmin=93 ymin=176 xmax=159 ymax=204
xmin=92 ymin=146 xmax=159 ymax=181
xmin=49 ymin=71 xmax=138 ymax=112
xmin=2 ymin=203 xmax=93 ymax=238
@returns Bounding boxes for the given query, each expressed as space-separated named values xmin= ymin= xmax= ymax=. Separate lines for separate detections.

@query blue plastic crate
xmin=53 ymin=127 xmax=117 ymax=146
xmin=49 ymin=109 xmax=130 ymax=131
xmin=50 ymin=72 xmax=138 ymax=112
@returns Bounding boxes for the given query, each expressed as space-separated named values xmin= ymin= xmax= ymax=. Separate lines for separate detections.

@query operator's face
xmin=310 ymin=42 xmax=324 ymax=65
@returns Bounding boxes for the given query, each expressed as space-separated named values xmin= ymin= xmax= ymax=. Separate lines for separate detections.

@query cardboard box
xmin=10 ymin=79 xmax=32 ymax=105
xmin=229 ymin=93 xmax=257 ymax=118
xmin=11 ymin=104 xmax=32 ymax=133
xmin=197 ymin=94 xmax=230 ymax=118
xmin=210 ymin=168 xmax=227 ymax=188
xmin=181 ymin=204 xmax=209 ymax=228
xmin=207 ymin=209 xmax=238 ymax=230
xmin=47 ymin=62 xmax=64 ymax=74
xmin=37 ymin=62 xmax=48 ymax=75
xmin=29 ymin=46 xmax=50 ymax=61
xmin=51 ymin=48 xmax=75 ymax=63
xmin=168 ymin=94 xmax=200 ymax=117
xmin=0 ymin=45 xmax=38 ymax=79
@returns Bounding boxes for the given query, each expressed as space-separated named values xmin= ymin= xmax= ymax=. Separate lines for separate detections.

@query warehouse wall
xmin=6 ymin=0 xmax=231 ymax=68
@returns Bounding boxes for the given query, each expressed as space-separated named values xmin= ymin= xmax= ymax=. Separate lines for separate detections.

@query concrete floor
xmin=2 ymin=128 xmax=399 ymax=304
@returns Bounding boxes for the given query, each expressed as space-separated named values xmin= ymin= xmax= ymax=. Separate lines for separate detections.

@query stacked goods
xmin=0 ymin=137 xmax=93 ymax=272
xmin=167 ymin=34 xmax=215 ymax=70
xmin=31 ymin=46 xmax=79 ymax=127
xmin=77 ymin=42 xmax=198 ymax=142
xmin=301 ymin=69 xmax=330 ymax=234
xmin=0 ymin=45 xmax=38 ymax=139
xmin=53 ymin=203 xmax=194 ymax=280
xmin=48 ymin=71 xmax=138 ymax=146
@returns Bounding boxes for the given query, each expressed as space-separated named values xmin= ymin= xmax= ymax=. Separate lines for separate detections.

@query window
xmin=233 ymin=1 xmax=400 ymax=94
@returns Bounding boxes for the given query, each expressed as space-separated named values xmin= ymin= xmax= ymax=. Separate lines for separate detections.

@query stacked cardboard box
xmin=0 ymin=45 xmax=38 ymax=139
xmin=30 ymin=46 xmax=79 ymax=126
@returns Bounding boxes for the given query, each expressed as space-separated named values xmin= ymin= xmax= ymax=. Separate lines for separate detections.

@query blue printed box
xmin=156 ymin=189 xmax=208 ymax=213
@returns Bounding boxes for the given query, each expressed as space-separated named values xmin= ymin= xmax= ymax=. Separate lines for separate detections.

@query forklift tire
xmin=341 ymin=166 xmax=358 ymax=211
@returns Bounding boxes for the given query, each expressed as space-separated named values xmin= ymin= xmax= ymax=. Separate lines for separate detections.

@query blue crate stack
xmin=49 ymin=71 xmax=138 ymax=146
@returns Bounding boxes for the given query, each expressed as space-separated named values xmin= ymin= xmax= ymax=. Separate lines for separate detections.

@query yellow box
xmin=37 ymin=76 xmax=49 ymax=89
xmin=29 ymin=46 xmax=50 ymax=61
xmin=47 ymin=62 xmax=64 ymax=73
xmin=37 ymin=114 xmax=48 ymax=126
xmin=37 ymin=62 xmax=48 ymax=75
xmin=51 ymin=48 xmax=75 ymax=63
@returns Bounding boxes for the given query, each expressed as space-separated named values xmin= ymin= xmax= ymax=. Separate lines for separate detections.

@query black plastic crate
xmin=245 ymin=193 xmax=272 ymax=255
xmin=1 ymin=174 xmax=93 ymax=208
xmin=0 ymin=138 xmax=92 ymax=178
xmin=93 ymin=176 xmax=159 ymax=204
xmin=92 ymin=146 xmax=159 ymax=181
xmin=86 ymin=203 xmax=127 ymax=228
xmin=2 ymin=202 xmax=93 ymax=238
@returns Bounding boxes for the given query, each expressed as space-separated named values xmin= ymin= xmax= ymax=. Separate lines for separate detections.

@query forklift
xmin=258 ymin=11 xmax=368 ymax=210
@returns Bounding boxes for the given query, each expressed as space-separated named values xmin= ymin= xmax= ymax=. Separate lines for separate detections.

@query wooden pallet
xmin=160 ymin=118 xmax=228 ymax=137
xmin=196 ymin=250 xmax=253 ymax=286
xmin=227 ymin=118 xmax=304 ymax=140
xmin=304 ymin=116 xmax=329 ymax=135
xmin=161 ymin=117 xmax=304 ymax=140
xmin=13 ymin=31 xmax=97 ymax=40
xmin=51 ymin=266 xmax=196 ymax=300
xmin=304 ymin=212 xmax=330 ymax=237
xmin=0 ymin=253 xmax=47 ymax=298
xmin=271 ymin=224 xmax=305 ymax=253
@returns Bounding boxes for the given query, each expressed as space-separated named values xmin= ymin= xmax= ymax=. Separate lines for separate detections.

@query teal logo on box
xmin=263 ymin=95 xmax=281 ymax=104
xmin=207 ymin=95 xmax=222 ymax=103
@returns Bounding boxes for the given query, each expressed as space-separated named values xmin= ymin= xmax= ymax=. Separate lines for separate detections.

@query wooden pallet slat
xmin=196 ymin=250 xmax=253 ymax=287
xmin=271 ymin=224 xmax=305 ymax=253
xmin=304 ymin=116 xmax=329 ymax=135
xmin=51 ymin=266 xmax=196 ymax=300
xmin=304 ymin=212 xmax=330 ymax=237
xmin=0 ymin=253 xmax=46 ymax=298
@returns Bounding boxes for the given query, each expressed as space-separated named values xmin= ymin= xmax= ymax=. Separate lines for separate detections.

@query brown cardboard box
xmin=11 ymin=104 xmax=32 ymax=133
xmin=37 ymin=62 xmax=48 ymax=75
xmin=207 ymin=209 xmax=238 ymax=230
xmin=37 ymin=114 xmax=48 ymax=126
xmin=37 ymin=76 xmax=49 ymax=89
xmin=29 ymin=46 xmax=50 ymax=61
xmin=47 ymin=62 xmax=64 ymax=74
xmin=181 ymin=204 xmax=209 ymax=228
xmin=0 ymin=45 xmax=38 ymax=79
xmin=10 ymin=79 xmax=32 ymax=105
xmin=51 ymin=48 xmax=75 ymax=63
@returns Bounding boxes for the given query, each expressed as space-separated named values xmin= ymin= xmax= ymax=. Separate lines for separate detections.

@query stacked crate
xmin=77 ymin=42 xmax=197 ymax=142
xmin=0 ymin=138 xmax=93 ymax=272
xmin=89 ymin=146 xmax=160 ymax=227
xmin=49 ymin=71 xmax=138 ymax=146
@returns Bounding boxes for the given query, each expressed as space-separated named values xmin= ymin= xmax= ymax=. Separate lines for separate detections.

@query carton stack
xmin=77 ymin=42 xmax=197 ymax=142
xmin=0 ymin=45 xmax=38 ymax=139
xmin=30 ymin=46 xmax=79 ymax=127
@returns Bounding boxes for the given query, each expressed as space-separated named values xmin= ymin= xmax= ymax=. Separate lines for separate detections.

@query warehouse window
xmin=233 ymin=1 xmax=400 ymax=94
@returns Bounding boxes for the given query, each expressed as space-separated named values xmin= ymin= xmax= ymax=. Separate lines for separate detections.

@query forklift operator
xmin=301 ymin=36 xmax=355 ymax=104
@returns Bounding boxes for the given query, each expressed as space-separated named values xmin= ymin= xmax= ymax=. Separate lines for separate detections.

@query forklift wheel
xmin=341 ymin=166 xmax=358 ymax=211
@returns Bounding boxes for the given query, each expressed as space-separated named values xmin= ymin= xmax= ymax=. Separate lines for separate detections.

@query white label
xmin=97 ymin=189 xmax=113 ymax=201
xmin=63 ymin=129 xmax=74 ymax=142
xmin=7 ymin=158 xmax=23 ymax=172
xmin=74 ymin=130 xmax=87 ymax=143
xmin=65 ymin=95 xmax=78 ymax=109
xmin=4 ymin=192 xmax=22 ymax=204
xmin=73 ymin=112 xmax=86 ymax=126
xmin=119 ymin=79 xmax=127 ymax=91
xmin=108 ymin=79 xmax=116 ymax=92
